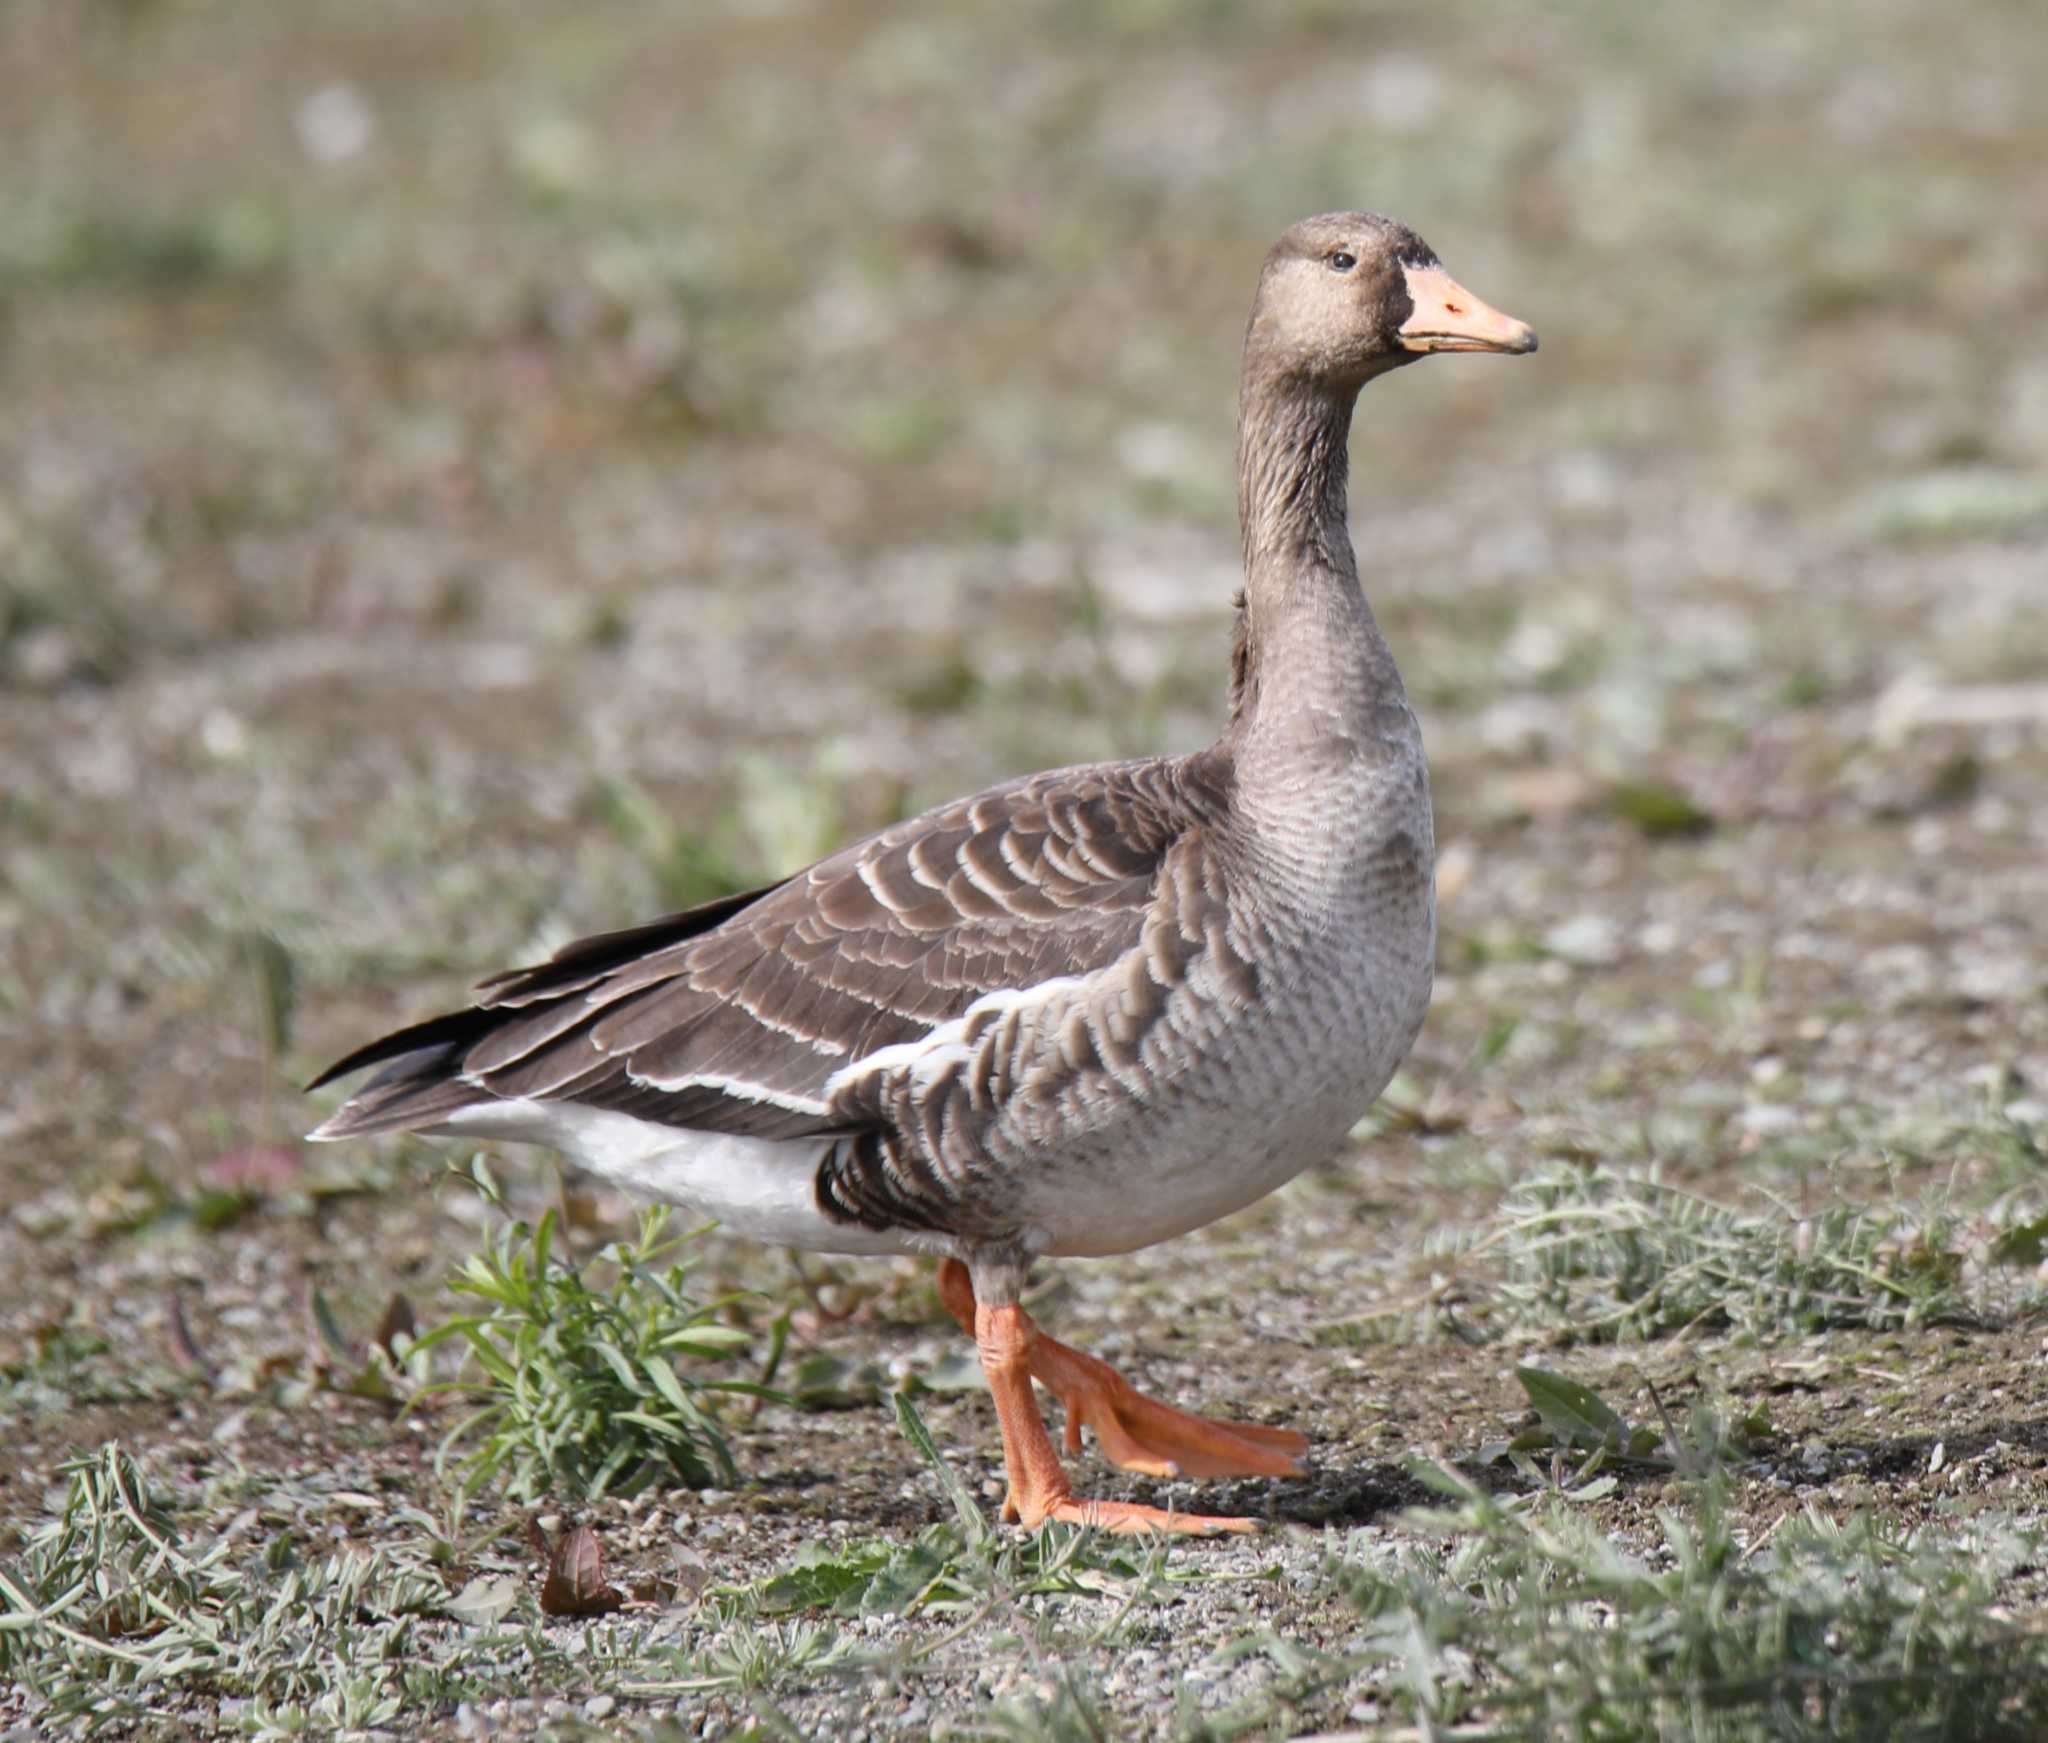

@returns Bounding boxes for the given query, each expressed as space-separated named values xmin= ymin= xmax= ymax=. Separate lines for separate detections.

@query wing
xmin=308 ymin=753 xmax=1231 ymax=1143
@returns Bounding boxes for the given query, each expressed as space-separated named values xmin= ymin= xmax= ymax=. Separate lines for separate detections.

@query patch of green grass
xmin=838 ymin=394 xmax=959 ymax=464
xmin=0 ymin=1442 xmax=728 ymax=1734
xmin=0 ymin=1322 xmax=177 ymax=1417
xmin=714 ymin=1506 xmax=1179 ymax=1634
xmin=590 ymin=759 xmax=869 ymax=911
xmin=8 ymin=1388 xmax=2038 ymax=1740
xmin=412 ymin=1161 xmax=785 ymax=1511
xmin=1606 ymin=777 xmax=1716 ymax=838
xmin=1482 ymin=1164 xmax=1971 ymax=1344
xmin=620 ymin=1396 xmax=1225 ymax=1728
xmin=1317 ymin=1163 xmax=1997 ymax=1349
xmin=0 ymin=1444 xmax=447 ymax=1734
xmin=1858 ymin=469 xmax=2048 ymax=542
xmin=711 ymin=1396 xmax=1192 ymax=1629
xmin=589 ymin=773 xmax=767 ymax=909
xmin=1150 ymin=1370 xmax=2047 ymax=1738
xmin=962 ymin=1668 xmax=1116 ymax=1743
xmin=1494 ymin=1365 xmax=1774 ymax=1488
xmin=687 ymin=1621 xmax=862 ymax=1700
xmin=0 ymin=199 xmax=289 ymax=298
xmin=1310 ymin=1457 xmax=2048 ymax=1742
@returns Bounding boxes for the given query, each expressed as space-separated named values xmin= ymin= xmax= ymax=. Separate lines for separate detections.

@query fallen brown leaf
xmin=539 ymin=1522 xmax=624 ymax=1618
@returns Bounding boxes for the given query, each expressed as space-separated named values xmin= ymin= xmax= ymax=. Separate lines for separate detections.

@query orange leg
xmin=941 ymin=1258 xmax=1307 ymax=1502
xmin=974 ymin=1296 xmax=1257 ymax=1535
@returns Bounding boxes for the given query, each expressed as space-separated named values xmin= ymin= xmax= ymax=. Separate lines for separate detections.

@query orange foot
xmin=940 ymin=1258 xmax=1307 ymax=1536
xmin=1026 ymin=1494 xmax=1259 ymax=1536
xmin=1022 ymin=1330 xmax=1309 ymax=1481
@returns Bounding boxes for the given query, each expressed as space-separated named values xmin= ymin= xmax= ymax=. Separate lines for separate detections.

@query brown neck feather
xmin=1236 ymin=366 xmax=1358 ymax=578
xmin=1227 ymin=362 xmax=1375 ymax=729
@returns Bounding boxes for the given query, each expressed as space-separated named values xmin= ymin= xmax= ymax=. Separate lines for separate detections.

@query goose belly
xmin=1011 ymin=796 xmax=1437 ymax=1254
xmin=965 ymin=883 xmax=1435 ymax=1257
xmin=1021 ymin=949 xmax=1431 ymax=1257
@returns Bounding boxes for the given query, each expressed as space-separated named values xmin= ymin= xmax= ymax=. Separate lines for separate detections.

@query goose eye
xmin=1328 ymin=251 xmax=1357 ymax=273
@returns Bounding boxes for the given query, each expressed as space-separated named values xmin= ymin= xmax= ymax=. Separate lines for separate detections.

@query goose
xmin=309 ymin=213 xmax=1535 ymax=1535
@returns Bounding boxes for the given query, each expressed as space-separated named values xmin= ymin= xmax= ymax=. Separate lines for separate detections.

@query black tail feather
xmin=304 ymin=1007 xmax=496 ymax=1094
xmin=304 ymin=881 xmax=784 ymax=1136
xmin=307 ymin=1066 xmax=487 ymax=1140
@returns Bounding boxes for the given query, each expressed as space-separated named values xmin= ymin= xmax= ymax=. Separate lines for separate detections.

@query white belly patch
xmin=427 ymin=1100 xmax=927 ymax=1256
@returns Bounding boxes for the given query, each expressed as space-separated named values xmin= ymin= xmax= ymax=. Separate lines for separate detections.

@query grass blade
xmin=1515 ymin=1366 xmax=1629 ymax=1451
xmin=894 ymin=1391 xmax=988 ymax=1543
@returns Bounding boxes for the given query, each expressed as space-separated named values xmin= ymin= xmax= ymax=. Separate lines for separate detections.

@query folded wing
xmin=308 ymin=755 xmax=1228 ymax=1144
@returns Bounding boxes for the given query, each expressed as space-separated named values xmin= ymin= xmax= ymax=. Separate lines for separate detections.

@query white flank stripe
xmin=620 ymin=1068 xmax=830 ymax=1115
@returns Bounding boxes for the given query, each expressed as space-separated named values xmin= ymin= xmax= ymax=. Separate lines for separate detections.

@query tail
xmin=305 ymin=880 xmax=780 ymax=1142
xmin=304 ymin=1007 xmax=500 ymax=1141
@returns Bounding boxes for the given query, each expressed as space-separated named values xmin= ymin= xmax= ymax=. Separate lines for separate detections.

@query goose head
xmin=1245 ymin=212 xmax=1536 ymax=389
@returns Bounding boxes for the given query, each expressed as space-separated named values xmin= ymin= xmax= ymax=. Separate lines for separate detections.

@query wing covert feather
xmin=435 ymin=755 xmax=1230 ymax=1138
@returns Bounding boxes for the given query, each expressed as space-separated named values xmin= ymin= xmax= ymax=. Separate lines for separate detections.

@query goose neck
xmin=1228 ymin=369 xmax=1407 ymax=747
xmin=1236 ymin=369 xmax=1358 ymax=581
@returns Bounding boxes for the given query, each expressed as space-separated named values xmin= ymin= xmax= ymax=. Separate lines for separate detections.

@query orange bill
xmin=1397 ymin=262 xmax=1538 ymax=355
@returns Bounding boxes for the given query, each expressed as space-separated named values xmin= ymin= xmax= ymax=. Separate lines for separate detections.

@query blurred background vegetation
xmin=2 ymin=0 xmax=2044 ymax=1296
xmin=3 ymin=5 xmax=2047 ymax=1733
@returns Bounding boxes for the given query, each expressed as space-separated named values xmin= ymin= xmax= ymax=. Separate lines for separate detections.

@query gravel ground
xmin=4 ymin=1 xmax=2047 ymax=1736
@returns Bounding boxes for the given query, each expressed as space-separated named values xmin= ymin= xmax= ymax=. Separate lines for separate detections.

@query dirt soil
xmin=3 ymin=0 xmax=2047 ymax=1737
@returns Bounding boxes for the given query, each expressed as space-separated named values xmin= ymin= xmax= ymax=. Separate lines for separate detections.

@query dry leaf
xmin=539 ymin=1523 xmax=623 ymax=1618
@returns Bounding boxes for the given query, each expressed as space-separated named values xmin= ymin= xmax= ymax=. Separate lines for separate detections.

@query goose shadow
xmin=1190 ymin=1455 xmax=1549 ymax=1531
xmin=1190 ymin=1410 xmax=2048 ymax=1530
